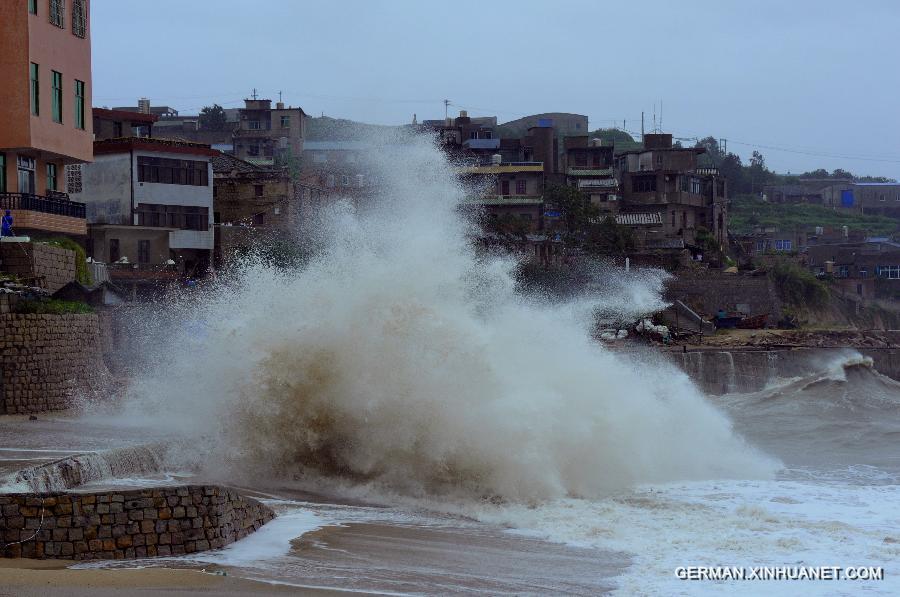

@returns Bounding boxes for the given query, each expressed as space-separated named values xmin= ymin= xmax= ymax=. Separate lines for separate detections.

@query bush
xmin=769 ymin=260 xmax=829 ymax=312
xmin=40 ymin=237 xmax=92 ymax=285
xmin=14 ymin=298 xmax=93 ymax=314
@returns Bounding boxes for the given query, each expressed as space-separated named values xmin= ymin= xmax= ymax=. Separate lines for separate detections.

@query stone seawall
xmin=0 ymin=242 xmax=76 ymax=293
xmin=0 ymin=314 xmax=107 ymax=414
xmin=0 ymin=486 xmax=274 ymax=560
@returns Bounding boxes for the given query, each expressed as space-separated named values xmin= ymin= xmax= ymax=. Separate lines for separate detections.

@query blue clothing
xmin=1 ymin=214 xmax=13 ymax=237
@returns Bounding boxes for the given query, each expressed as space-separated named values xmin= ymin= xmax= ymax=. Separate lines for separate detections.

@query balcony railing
xmin=0 ymin=192 xmax=86 ymax=219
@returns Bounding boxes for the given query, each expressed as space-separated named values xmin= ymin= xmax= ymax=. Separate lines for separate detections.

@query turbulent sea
xmin=73 ymin=133 xmax=900 ymax=595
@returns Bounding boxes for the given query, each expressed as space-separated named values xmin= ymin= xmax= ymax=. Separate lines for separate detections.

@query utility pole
xmin=444 ymin=99 xmax=450 ymax=120
xmin=641 ymin=112 xmax=644 ymax=140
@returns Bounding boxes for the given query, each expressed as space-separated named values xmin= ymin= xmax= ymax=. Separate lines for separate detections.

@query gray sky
xmin=93 ymin=0 xmax=900 ymax=179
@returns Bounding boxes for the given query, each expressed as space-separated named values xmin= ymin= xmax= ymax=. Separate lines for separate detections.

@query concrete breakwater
xmin=669 ymin=347 xmax=900 ymax=395
xmin=0 ymin=485 xmax=274 ymax=560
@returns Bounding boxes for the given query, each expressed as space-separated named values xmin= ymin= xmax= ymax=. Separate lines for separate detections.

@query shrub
xmin=14 ymin=299 xmax=93 ymax=314
xmin=769 ymin=260 xmax=829 ymax=312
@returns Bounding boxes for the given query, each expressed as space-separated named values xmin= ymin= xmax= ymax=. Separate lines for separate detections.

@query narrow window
xmin=516 ymin=180 xmax=527 ymax=195
xmin=280 ymin=115 xmax=290 ymax=128
xmin=30 ymin=63 xmax=39 ymax=116
xmin=501 ymin=180 xmax=510 ymax=195
xmin=254 ymin=184 xmax=263 ymax=197
xmin=109 ymin=238 xmax=120 ymax=262
xmin=341 ymin=175 xmax=349 ymax=186
xmin=71 ymin=0 xmax=85 ymax=38
xmin=113 ymin=121 xmax=122 ymax=137
xmin=49 ymin=0 xmax=65 ymax=28
xmin=74 ymin=79 xmax=85 ymax=129
xmin=51 ymin=71 xmax=63 ymax=123
xmin=0 ymin=154 xmax=5 ymax=192
xmin=46 ymin=163 xmax=57 ymax=191
xmin=253 ymin=213 xmax=265 ymax=226
xmin=138 ymin=240 xmax=150 ymax=264
xmin=29 ymin=0 xmax=37 ymax=15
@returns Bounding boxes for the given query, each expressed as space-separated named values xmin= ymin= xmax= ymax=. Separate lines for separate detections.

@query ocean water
xmin=70 ymin=132 xmax=900 ymax=594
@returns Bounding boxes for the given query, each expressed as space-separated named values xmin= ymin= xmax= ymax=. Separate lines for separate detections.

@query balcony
xmin=0 ymin=192 xmax=87 ymax=235
xmin=567 ymin=168 xmax=614 ymax=177
xmin=458 ymin=162 xmax=544 ymax=174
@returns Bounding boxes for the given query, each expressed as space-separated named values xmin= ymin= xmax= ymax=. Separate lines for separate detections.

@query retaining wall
xmin=0 ymin=242 xmax=77 ymax=293
xmin=0 ymin=485 xmax=274 ymax=560
xmin=0 ymin=313 xmax=107 ymax=414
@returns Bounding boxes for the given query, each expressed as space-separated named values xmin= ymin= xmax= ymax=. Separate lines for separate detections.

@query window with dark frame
xmin=30 ymin=63 xmax=39 ymax=116
xmin=51 ymin=70 xmax=62 ymax=123
xmin=74 ymin=79 xmax=85 ymax=129
xmin=135 ymin=203 xmax=209 ymax=231
xmin=254 ymin=185 xmax=263 ymax=197
xmin=29 ymin=0 xmax=37 ymax=15
xmin=515 ymin=180 xmax=527 ymax=195
xmin=71 ymin=0 xmax=85 ymax=37
xmin=253 ymin=213 xmax=265 ymax=226
xmin=500 ymin=180 xmax=510 ymax=195
xmin=280 ymin=115 xmax=290 ymax=128
xmin=46 ymin=163 xmax=57 ymax=191
xmin=138 ymin=240 xmax=150 ymax=264
xmin=136 ymin=156 xmax=209 ymax=186
xmin=113 ymin=121 xmax=122 ymax=137
xmin=49 ymin=0 xmax=65 ymax=28
xmin=109 ymin=238 xmax=120 ymax=262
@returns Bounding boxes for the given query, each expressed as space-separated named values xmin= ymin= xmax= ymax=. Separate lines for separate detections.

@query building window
xmin=326 ymin=174 xmax=335 ymax=187
xmin=880 ymin=265 xmax=900 ymax=280
xmin=113 ymin=121 xmax=122 ymax=137
xmin=774 ymin=239 xmax=792 ymax=252
xmin=341 ymin=175 xmax=350 ymax=186
xmin=136 ymin=203 xmax=209 ymax=231
xmin=501 ymin=180 xmax=510 ymax=195
xmin=0 ymin=154 xmax=5 ymax=193
xmin=516 ymin=180 xmax=527 ymax=195
xmin=254 ymin=184 xmax=263 ymax=197
xmin=138 ymin=240 xmax=150 ymax=264
xmin=137 ymin=156 xmax=209 ymax=186
xmin=880 ymin=194 xmax=886 ymax=202
xmin=280 ymin=115 xmax=290 ymax=128
xmin=29 ymin=0 xmax=37 ymax=14
xmin=46 ymin=163 xmax=57 ymax=191
xmin=109 ymin=238 xmax=120 ymax=262
xmin=483 ymin=130 xmax=493 ymax=139
xmin=633 ymin=174 xmax=656 ymax=193
xmin=253 ymin=213 xmax=265 ymax=226
xmin=469 ymin=131 xmax=477 ymax=139
xmin=356 ymin=174 xmax=364 ymax=187
xmin=74 ymin=79 xmax=85 ymax=129
xmin=248 ymin=120 xmax=260 ymax=130
xmin=51 ymin=70 xmax=63 ymax=123
xmin=247 ymin=145 xmax=259 ymax=157
xmin=17 ymin=156 xmax=35 ymax=194
xmin=71 ymin=0 xmax=85 ymax=37
xmin=49 ymin=0 xmax=65 ymax=28
xmin=66 ymin=164 xmax=82 ymax=193
xmin=859 ymin=269 xmax=868 ymax=278
xmin=30 ymin=63 xmax=39 ymax=116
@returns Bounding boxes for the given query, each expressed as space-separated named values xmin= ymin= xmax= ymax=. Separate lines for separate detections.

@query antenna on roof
xmin=444 ymin=99 xmax=450 ymax=120
xmin=251 ymin=88 xmax=258 ymax=100
xmin=278 ymin=90 xmax=283 ymax=103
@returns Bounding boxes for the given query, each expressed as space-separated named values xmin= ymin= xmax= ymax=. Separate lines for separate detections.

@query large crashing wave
xmin=120 ymin=132 xmax=777 ymax=501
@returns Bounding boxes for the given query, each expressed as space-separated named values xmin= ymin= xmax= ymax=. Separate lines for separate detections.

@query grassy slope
xmin=729 ymin=196 xmax=899 ymax=236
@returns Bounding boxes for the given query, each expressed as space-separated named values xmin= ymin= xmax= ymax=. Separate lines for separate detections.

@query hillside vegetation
xmin=729 ymin=195 xmax=898 ymax=236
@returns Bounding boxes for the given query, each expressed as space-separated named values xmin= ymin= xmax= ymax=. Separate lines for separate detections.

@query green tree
xmin=199 ymin=104 xmax=227 ymax=131
xmin=584 ymin=217 xmax=635 ymax=256
xmin=544 ymin=184 xmax=598 ymax=236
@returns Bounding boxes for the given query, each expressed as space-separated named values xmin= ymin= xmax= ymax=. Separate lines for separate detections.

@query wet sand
xmin=280 ymin=522 xmax=627 ymax=595
xmin=0 ymin=559 xmax=349 ymax=596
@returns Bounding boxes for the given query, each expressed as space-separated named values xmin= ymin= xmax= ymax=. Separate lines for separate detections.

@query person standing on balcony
xmin=1 ymin=211 xmax=13 ymax=237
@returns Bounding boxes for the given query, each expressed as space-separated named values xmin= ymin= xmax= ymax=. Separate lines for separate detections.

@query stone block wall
xmin=0 ymin=314 xmax=107 ymax=414
xmin=0 ymin=486 xmax=274 ymax=560
xmin=665 ymin=271 xmax=783 ymax=321
xmin=0 ymin=242 xmax=77 ymax=292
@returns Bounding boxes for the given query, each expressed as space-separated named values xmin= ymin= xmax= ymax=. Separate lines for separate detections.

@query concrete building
xmin=615 ymin=134 xmax=728 ymax=251
xmin=458 ymin=162 xmax=545 ymax=231
xmin=0 ymin=0 xmax=92 ymax=237
xmin=69 ymin=138 xmax=217 ymax=289
xmin=212 ymin=152 xmax=326 ymax=265
xmin=233 ymin=99 xmax=306 ymax=166
xmin=807 ymin=239 xmax=900 ymax=301
xmin=823 ymin=182 xmax=900 ymax=217
xmin=300 ymin=141 xmax=377 ymax=209
xmin=92 ymin=108 xmax=157 ymax=140
xmin=563 ymin=136 xmax=618 ymax=210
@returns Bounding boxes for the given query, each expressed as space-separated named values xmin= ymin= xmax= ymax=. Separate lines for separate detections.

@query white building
xmin=69 ymin=138 xmax=215 ymax=281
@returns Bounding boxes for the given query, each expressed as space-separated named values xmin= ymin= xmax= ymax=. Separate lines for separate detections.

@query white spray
xmin=118 ymin=131 xmax=777 ymax=501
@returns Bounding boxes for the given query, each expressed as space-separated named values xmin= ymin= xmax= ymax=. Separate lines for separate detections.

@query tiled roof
xmin=599 ymin=212 xmax=662 ymax=226
xmin=211 ymin=152 xmax=263 ymax=174
xmin=567 ymin=168 xmax=615 ymax=176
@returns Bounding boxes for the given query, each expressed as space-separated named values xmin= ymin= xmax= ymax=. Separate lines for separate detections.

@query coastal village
xmin=3 ymin=1 xmax=900 ymax=406
xmin=1 ymin=0 xmax=900 ymax=570
xmin=0 ymin=0 xmax=900 ymax=594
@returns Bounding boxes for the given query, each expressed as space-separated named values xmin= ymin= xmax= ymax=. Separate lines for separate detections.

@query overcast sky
xmin=92 ymin=0 xmax=900 ymax=179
